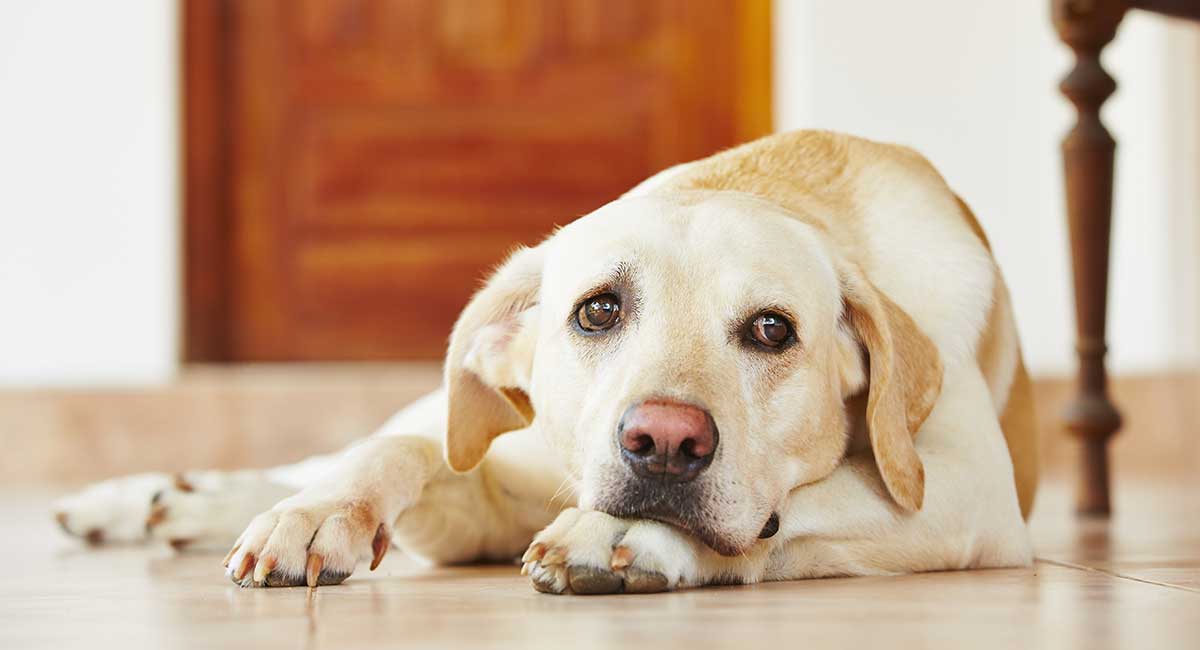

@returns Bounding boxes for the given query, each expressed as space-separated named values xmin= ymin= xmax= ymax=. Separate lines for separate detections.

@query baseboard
xmin=0 ymin=363 xmax=442 ymax=485
xmin=1 ymin=364 xmax=1194 ymax=484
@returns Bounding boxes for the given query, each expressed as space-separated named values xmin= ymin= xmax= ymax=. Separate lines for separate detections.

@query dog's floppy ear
xmin=444 ymin=245 xmax=545 ymax=473
xmin=839 ymin=264 xmax=943 ymax=511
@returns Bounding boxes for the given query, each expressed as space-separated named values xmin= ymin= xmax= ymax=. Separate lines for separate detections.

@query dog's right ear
xmin=837 ymin=262 xmax=943 ymax=512
xmin=444 ymin=245 xmax=545 ymax=473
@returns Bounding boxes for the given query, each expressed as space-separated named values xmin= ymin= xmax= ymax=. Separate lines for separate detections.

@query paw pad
xmin=523 ymin=545 xmax=670 ymax=595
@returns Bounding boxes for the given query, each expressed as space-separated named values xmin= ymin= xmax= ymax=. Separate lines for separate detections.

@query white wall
xmin=0 ymin=1 xmax=179 ymax=386
xmin=775 ymin=0 xmax=1200 ymax=375
xmin=0 ymin=1 xmax=1191 ymax=384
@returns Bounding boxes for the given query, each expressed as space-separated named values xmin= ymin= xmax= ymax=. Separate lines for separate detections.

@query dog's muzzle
xmin=615 ymin=399 xmax=718 ymax=483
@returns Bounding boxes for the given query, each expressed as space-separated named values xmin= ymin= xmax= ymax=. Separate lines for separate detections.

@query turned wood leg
xmin=1052 ymin=0 xmax=1127 ymax=516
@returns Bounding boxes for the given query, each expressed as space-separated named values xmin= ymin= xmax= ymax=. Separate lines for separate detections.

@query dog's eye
xmin=576 ymin=293 xmax=621 ymax=332
xmin=747 ymin=312 xmax=794 ymax=349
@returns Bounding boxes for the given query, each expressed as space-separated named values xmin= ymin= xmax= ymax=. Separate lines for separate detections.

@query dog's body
xmin=55 ymin=131 xmax=1037 ymax=593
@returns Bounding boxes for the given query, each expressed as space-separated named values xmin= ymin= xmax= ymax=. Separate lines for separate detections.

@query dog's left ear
xmin=444 ymin=245 xmax=544 ymax=473
xmin=838 ymin=263 xmax=943 ymax=511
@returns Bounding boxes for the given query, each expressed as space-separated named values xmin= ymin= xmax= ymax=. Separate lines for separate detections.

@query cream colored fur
xmin=55 ymin=131 xmax=1036 ymax=593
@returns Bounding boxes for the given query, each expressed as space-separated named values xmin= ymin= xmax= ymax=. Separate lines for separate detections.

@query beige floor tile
xmin=4 ymin=476 xmax=1198 ymax=650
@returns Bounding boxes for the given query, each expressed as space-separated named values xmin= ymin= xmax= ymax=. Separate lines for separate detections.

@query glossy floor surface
xmin=5 ymin=474 xmax=1198 ymax=650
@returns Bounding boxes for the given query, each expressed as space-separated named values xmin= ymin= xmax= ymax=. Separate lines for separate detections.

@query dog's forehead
xmin=547 ymin=193 xmax=822 ymax=271
xmin=542 ymin=193 xmax=837 ymax=307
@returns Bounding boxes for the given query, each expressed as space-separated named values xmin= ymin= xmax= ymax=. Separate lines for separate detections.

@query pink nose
xmin=617 ymin=399 xmax=718 ymax=483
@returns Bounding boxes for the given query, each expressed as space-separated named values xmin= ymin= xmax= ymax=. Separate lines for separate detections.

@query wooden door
xmin=185 ymin=0 xmax=771 ymax=361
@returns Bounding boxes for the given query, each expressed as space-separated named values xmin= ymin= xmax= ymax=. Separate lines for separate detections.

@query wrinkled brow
xmin=570 ymin=260 xmax=636 ymax=302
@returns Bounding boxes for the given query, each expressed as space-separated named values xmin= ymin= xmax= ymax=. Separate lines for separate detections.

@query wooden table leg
xmin=1052 ymin=0 xmax=1127 ymax=516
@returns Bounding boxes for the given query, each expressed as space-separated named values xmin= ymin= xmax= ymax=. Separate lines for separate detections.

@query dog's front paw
xmin=56 ymin=471 xmax=294 ymax=551
xmin=521 ymin=508 xmax=712 ymax=595
xmin=225 ymin=494 xmax=391 ymax=589
xmin=54 ymin=473 xmax=180 ymax=545
xmin=144 ymin=473 xmax=295 ymax=551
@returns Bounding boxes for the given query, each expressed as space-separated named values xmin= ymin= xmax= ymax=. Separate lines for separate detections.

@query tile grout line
xmin=1036 ymin=557 xmax=1200 ymax=594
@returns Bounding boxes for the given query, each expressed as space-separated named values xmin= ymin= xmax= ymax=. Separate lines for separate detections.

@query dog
xmin=54 ymin=130 xmax=1037 ymax=594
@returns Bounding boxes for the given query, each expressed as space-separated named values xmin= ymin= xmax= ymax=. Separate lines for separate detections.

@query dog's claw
xmin=145 ymin=503 xmax=168 ymax=530
xmin=610 ymin=546 xmax=633 ymax=570
xmin=253 ymin=556 xmax=276 ymax=583
xmin=370 ymin=524 xmax=390 ymax=571
xmin=306 ymin=554 xmax=323 ymax=588
xmin=222 ymin=543 xmax=240 ymax=568
xmin=234 ymin=553 xmax=256 ymax=581
xmin=540 ymin=546 xmax=566 ymax=566
xmin=522 ymin=543 xmax=546 ymax=563
xmin=172 ymin=474 xmax=195 ymax=492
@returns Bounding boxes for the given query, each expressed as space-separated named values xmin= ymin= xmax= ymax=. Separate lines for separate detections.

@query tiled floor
xmin=5 ymin=474 xmax=1197 ymax=650
xmin=4 ymin=366 xmax=1197 ymax=648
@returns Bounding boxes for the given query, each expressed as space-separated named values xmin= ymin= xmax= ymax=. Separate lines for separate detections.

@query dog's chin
xmin=636 ymin=511 xmax=754 ymax=557
xmin=589 ymin=478 xmax=761 ymax=557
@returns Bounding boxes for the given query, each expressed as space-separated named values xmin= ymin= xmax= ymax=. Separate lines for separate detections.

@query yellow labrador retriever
xmin=55 ymin=130 xmax=1037 ymax=593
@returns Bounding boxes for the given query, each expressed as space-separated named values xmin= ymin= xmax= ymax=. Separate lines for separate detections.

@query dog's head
xmin=444 ymin=191 xmax=941 ymax=556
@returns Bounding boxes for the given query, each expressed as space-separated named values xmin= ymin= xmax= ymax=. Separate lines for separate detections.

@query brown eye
xmin=748 ymin=312 xmax=793 ymax=349
xmin=576 ymin=293 xmax=621 ymax=332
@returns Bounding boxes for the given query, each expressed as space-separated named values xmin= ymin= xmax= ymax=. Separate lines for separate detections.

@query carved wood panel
xmin=186 ymin=0 xmax=771 ymax=360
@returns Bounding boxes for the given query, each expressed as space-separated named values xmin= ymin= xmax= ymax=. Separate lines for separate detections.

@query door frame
xmin=183 ymin=0 xmax=232 ymax=361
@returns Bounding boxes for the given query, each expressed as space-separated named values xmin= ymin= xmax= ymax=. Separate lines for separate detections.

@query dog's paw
xmin=53 ymin=473 xmax=179 ymax=544
xmin=55 ymin=471 xmax=292 ymax=551
xmin=521 ymin=508 xmax=712 ymax=595
xmin=224 ymin=494 xmax=392 ymax=588
xmin=144 ymin=475 xmax=295 ymax=552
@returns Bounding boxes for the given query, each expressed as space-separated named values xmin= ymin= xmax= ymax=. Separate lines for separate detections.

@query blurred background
xmin=0 ymin=1 xmax=1197 ymax=491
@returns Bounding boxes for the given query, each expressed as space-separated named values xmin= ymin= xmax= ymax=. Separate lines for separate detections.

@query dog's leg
xmin=223 ymin=434 xmax=564 ymax=587
xmin=223 ymin=390 xmax=566 ymax=587
xmin=224 ymin=434 xmax=442 ymax=587
xmin=52 ymin=394 xmax=441 ymax=550
xmin=53 ymin=468 xmax=307 ymax=550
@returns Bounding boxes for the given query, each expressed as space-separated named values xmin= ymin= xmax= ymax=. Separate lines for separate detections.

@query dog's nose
xmin=617 ymin=399 xmax=718 ymax=483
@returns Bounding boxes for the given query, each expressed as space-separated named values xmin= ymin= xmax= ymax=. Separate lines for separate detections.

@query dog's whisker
xmin=545 ymin=477 xmax=571 ymax=509
xmin=546 ymin=473 xmax=581 ymax=509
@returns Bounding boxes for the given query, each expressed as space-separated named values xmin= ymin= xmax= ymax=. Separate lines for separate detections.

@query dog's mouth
xmin=646 ymin=510 xmax=748 ymax=556
xmin=591 ymin=478 xmax=764 ymax=557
